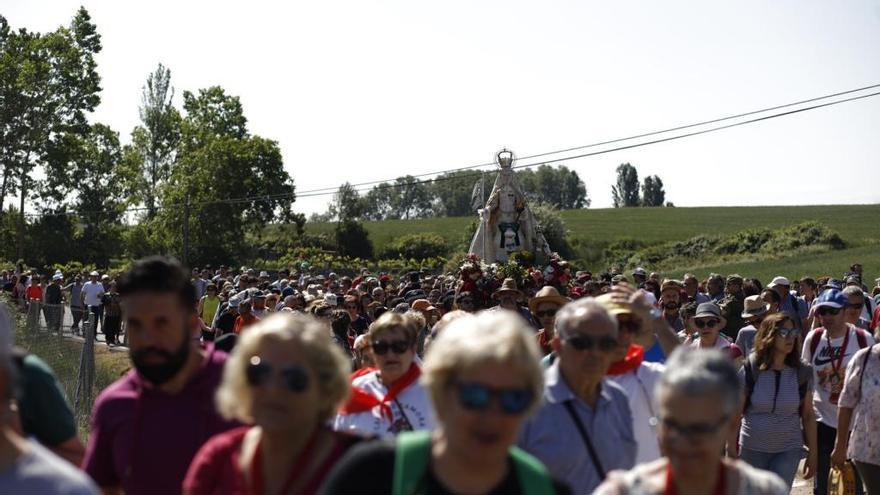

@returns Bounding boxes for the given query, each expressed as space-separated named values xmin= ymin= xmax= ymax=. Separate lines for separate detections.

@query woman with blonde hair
xmin=321 ymin=311 xmax=570 ymax=494
xmin=334 ymin=312 xmax=435 ymax=438
xmin=183 ymin=313 xmax=357 ymax=495
xmin=735 ymin=312 xmax=817 ymax=490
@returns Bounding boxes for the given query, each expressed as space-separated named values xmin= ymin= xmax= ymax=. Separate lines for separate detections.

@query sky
xmin=5 ymin=0 xmax=880 ymax=216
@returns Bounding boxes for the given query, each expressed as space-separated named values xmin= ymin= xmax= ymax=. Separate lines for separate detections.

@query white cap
xmin=768 ymin=276 xmax=791 ymax=288
xmin=323 ymin=293 xmax=338 ymax=306
xmin=90 ymin=271 xmax=100 ymax=277
xmin=52 ymin=273 xmax=63 ymax=281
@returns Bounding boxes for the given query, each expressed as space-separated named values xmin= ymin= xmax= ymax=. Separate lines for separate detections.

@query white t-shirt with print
xmin=333 ymin=370 xmax=435 ymax=439
xmin=607 ymin=361 xmax=665 ymax=464
xmin=802 ymin=324 xmax=875 ymax=428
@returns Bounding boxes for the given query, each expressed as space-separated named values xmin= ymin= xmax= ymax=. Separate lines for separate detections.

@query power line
xmin=23 ymin=84 xmax=880 ymax=219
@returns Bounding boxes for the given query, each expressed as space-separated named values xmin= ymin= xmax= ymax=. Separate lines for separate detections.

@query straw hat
xmin=528 ymin=286 xmax=570 ymax=313
xmin=492 ymin=278 xmax=523 ymax=300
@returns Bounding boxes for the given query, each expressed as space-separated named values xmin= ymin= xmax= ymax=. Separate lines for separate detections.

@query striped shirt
xmin=738 ymin=366 xmax=811 ymax=453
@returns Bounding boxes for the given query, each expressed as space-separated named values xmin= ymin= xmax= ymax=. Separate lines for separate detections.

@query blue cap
xmin=814 ymin=289 xmax=847 ymax=310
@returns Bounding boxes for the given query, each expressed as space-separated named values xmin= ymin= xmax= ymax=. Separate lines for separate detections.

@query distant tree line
xmin=611 ymin=163 xmax=670 ymax=207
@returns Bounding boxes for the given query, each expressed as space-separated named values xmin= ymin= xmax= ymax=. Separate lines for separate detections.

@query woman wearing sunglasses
xmin=321 ymin=311 xmax=571 ymax=494
xmin=334 ymin=312 xmax=435 ymax=438
xmin=595 ymin=348 xmax=788 ymax=495
xmin=735 ymin=313 xmax=817 ymax=490
xmin=182 ymin=313 xmax=355 ymax=495
xmin=688 ymin=302 xmax=744 ymax=365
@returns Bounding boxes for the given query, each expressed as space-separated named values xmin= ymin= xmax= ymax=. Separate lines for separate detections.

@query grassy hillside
xmin=301 ymin=204 xmax=880 ymax=281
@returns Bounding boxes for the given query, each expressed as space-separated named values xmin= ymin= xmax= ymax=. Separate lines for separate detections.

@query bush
xmin=762 ymin=222 xmax=846 ymax=252
xmin=714 ymin=228 xmax=773 ymax=255
xmin=335 ymin=220 xmax=374 ymax=259
xmin=379 ymin=233 xmax=449 ymax=260
xmin=531 ymin=204 xmax=572 ymax=258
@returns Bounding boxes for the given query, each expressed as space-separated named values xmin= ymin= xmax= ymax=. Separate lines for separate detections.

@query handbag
xmin=828 ymin=460 xmax=858 ymax=495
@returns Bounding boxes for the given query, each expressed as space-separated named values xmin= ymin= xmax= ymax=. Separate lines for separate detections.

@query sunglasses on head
xmin=455 ymin=381 xmax=533 ymax=415
xmin=817 ymin=306 xmax=841 ymax=316
xmin=535 ymin=309 xmax=557 ymax=318
xmin=245 ymin=357 xmax=309 ymax=392
xmin=563 ymin=334 xmax=618 ymax=353
xmin=694 ymin=318 xmax=720 ymax=329
xmin=776 ymin=326 xmax=800 ymax=338
xmin=371 ymin=339 xmax=411 ymax=355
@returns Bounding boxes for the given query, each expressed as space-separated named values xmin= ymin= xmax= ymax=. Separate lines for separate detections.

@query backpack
xmin=807 ymin=327 xmax=870 ymax=360
xmin=742 ymin=353 xmax=812 ymax=413
xmin=392 ymin=430 xmax=555 ymax=495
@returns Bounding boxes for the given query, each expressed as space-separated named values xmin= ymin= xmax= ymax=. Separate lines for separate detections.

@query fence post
xmin=74 ymin=310 xmax=96 ymax=419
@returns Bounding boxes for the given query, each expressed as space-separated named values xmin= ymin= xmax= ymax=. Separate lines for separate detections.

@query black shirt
xmin=45 ymin=284 xmax=62 ymax=305
xmin=319 ymin=440 xmax=571 ymax=495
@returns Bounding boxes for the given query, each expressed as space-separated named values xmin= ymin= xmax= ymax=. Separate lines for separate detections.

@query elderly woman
xmin=736 ymin=313 xmax=817 ymax=490
xmin=321 ymin=311 xmax=570 ymax=494
xmin=689 ymin=303 xmax=743 ymax=364
xmin=183 ymin=313 xmax=357 ymax=495
xmin=595 ymin=348 xmax=788 ymax=495
xmin=334 ymin=312 xmax=435 ymax=438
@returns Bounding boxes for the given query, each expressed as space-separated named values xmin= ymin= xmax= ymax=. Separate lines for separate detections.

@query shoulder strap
xmin=809 ymin=328 xmax=824 ymax=359
xmin=855 ymin=328 xmax=868 ymax=349
xmin=509 ymin=446 xmax=556 ymax=495
xmin=858 ymin=344 xmax=876 ymax=401
xmin=392 ymin=431 xmax=432 ymax=495
xmin=796 ymin=364 xmax=812 ymax=400
xmin=743 ymin=354 xmax=758 ymax=413
xmin=562 ymin=400 xmax=606 ymax=479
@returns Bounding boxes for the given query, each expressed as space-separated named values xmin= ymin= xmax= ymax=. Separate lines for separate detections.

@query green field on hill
xmin=304 ymin=204 xmax=880 ymax=282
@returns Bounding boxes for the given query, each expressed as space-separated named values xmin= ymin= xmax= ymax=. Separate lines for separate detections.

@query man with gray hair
xmin=842 ymin=285 xmax=872 ymax=331
xmin=0 ymin=306 xmax=99 ymax=493
xmin=519 ymin=298 xmax=636 ymax=494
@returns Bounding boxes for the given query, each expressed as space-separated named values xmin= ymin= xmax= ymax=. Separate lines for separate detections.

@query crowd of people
xmin=0 ymin=257 xmax=879 ymax=494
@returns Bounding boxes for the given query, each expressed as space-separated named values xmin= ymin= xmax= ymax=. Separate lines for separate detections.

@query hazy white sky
xmin=6 ymin=0 xmax=880 ymax=215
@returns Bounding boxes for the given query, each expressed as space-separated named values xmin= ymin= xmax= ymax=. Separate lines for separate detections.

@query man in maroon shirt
xmin=82 ymin=256 xmax=237 ymax=495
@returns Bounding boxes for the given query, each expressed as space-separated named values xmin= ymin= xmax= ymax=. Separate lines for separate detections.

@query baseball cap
xmin=768 ymin=276 xmax=791 ymax=288
xmin=632 ymin=267 xmax=647 ymax=277
xmin=813 ymin=289 xmax=847 ymax=310
xmin=52 ymin=273 xmax=63 ymax=281
xmin=89 ymin=271 xmax=100 ymax=277
xmin=227 ymin=297 xmax=241 ymax=308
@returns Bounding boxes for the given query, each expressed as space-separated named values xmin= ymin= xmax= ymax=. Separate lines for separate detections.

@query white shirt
xmin=333 ymin=370 xmax=435 ymax=439
xmin=607 ymin=361 xmax=665 ymax=464
xmin=802 ymin=324 xmax=875 ymax=428
xmin=81 ymin=281 xmax=105 ymax=307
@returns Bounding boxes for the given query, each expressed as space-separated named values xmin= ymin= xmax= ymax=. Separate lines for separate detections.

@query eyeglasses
xmin=694 ymin=318 xmax=720 ymax=329
xmin=535 ymin=309 xmax=558 ymax=318
xmin=817 ymin=306 xmax=841 ymax=316
xmin=455 ymin=381 xmax=533 ymax=415
xmin=371 ymin=339 xmax=411 ymax=355
xmin=661 ymin=415 xmax=729 ymax=439
xmin=562 ymin=334 xmax=618 ymax=353
xmin=245 ymin=357 xmax=309 ymax=392
xmin=776 ymin=327 xmax=800 ymax=338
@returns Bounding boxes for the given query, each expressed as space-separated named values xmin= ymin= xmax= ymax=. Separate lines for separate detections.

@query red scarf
xmin=338 ymin=363 xmax=421 ymax=420
xmin=606 ymin=344 xmax=644 ymax=376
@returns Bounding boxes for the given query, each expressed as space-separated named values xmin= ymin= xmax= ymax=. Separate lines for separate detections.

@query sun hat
xmin=632 ymin=267 xmax=647 ymax=277
xmin=594 ymin=293 xmax=635 ymax=317
xmin=695 ymin=302 xmax=726 ymax=327
xmin=741 ymin=295 xmax=770 ymax=318
xmin=492 ymin=278 xmax=522 ymax=300
xmin=528 ymin=286 xmax=570 ymax=313
xmin=660 ymin=279 xmax=682 ymax=293
xmin=768 ymin=276 xmax=791 ymax=288
xmin=227 ymin=296 xmax=241 ymax=308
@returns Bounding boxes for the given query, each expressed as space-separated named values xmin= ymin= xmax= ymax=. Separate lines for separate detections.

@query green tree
xmin=389 ymin=175 xmax=432 ymax=220
xmin=329 ymin=182 xmax=363 ymax=221
xmin=0 ymin=9 xmax=102 ymax=257
xmin=335 ymin=220 xmax=373 ymax=259
xmin=641 ymin=175 xmax=666 ymax=207
xmin=152 ymin=86 xmax=296 ymax=265
xmin=129 ymin=64 xmax=181 ymax=218
xmin=531 ymin=203 xmax=572 ymax=258
xmin=611 ymin=163 xmax=640 ymax=207
xmin=430 ymin=170 xmax=488 ymax=217
xmin=518 ymin=165 xmax=589 ymax=210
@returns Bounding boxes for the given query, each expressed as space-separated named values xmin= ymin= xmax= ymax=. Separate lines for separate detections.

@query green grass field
xmin=304 ymin=204 xmax=880 ymax=282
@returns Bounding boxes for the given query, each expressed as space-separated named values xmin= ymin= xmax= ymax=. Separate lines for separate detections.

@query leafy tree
xmin=335 ymin=219 xmax=373 ymax=258
xmin=531 ymin=203 xmax=572 ymax=258
xmin=0 ymin=9 xmax=102 ymax=257
xmin=129 ymin=64 xmax=181 ymax=218
xmin=379 ymin=233 xmax=449 ymax=259
xmin=328 ymin=182 xmax=363 ymax=222
xmin=151 ymin=86 xmax=296 ymax=265
xmin=611 ymin=163 xmax=640 ymax=207
xmin=518 ymin=165 xmax=589 ymax=210
xmin=360 ymin=184 xmax=393 ymax=221
xmin=641 ymin=175 xmax=666 ymax=207
xmin=430 ymin=170 xmax=488 ymax=217
xmin=389 ymin=175 xmax=432 ymax=220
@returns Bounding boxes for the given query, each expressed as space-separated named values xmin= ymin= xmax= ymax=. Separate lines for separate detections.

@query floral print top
xmin=839 ymin=344 xmax=880 ymax=464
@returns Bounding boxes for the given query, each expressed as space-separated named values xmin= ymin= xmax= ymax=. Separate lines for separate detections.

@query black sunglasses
xmin=371 ymin=339 xmax=411 ymax=355
xmin=617 ymin=319 xmax=641 ymax=334
xmin=661 ymin=415 xmax=730 ymax=439
xmin=817 ymin=306 xmax=841 ymax=316
xmin=535 ymin=309 xmax=557 ymax=318
xmin=456 ymin=381 xmax=533 ymax=415
xmin=694 ymin=318 xmax=720 ymax=329
xmin=245 ymin=357 xmax=309 ymax=392
xmin=563 ymin=334 xmax=618 ymax=353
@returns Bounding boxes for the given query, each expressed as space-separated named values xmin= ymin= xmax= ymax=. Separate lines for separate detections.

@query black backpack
xmin=742 ymin=353 xmax=812 ymax=413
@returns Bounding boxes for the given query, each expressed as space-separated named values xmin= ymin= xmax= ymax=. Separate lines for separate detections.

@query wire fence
xmin=13 ymin=299 xmax=130 ymax=437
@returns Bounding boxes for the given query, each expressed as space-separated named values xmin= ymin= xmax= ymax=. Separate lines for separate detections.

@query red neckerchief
xmin=536 ymin=330 xmax=553 ymax=355
xmin=607 ymin=345 xmax=645 ymax=376
xmin=665 ymin=462 xmax=725 ymax=495
xmin=250 ymin=427 xmax=320 ymax=495
xmin=338 ymin=363 xmax=421 ymax=420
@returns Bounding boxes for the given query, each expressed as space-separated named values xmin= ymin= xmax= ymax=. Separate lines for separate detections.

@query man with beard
xmin=719 ymin=274 xmax=746 ymax=339
xmin=658 ymin=279 xmax=684 ymax=333
xmin=82 ymin=257 xmax=238 ymax=495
